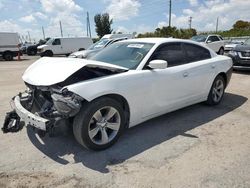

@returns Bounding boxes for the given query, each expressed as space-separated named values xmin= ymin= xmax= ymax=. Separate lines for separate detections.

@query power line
xmin=42 ymin=26 xmax=45 ymax=39
xmin=59 ymin=20 xmax=63 ymax=37
xmin=86 ymin=12 xmax=91 ymax=37
xmin=169 ymin=0 xmax=172 ymax=27
xmin=188 ymin=16 xmax=192 ymax=29
xmin=216 ymin=17 xmax=219 ymax=32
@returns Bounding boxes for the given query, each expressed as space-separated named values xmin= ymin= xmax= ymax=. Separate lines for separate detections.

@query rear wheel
xmin=206 ymin=75 xmax=225 ymax=105
xmin=3 ymin=52 xmax=13 ymax=61
xmin=218 ymin=47 xmax=224 ymax=55
xmin=73 ymin=97 xmax=125 ymax=150
xmin=43 ymin=50 xmax=53 ymax=57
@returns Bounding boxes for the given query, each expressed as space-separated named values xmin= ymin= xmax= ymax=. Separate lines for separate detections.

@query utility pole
xmin=59 ymin=21 xmax=63 ymax=37
xmin=27 ymin=31 xmax=31 ymax=42
xmin=216 ymin=17 xmax=219 ymax=33
xmin=169 ymin=0 xmax=172 ymax=27
xmin=86 ymin=12 xmax=92 ymax=38
xmin=188 ymin=16 xmax=192 ymax=29
xmin=42 ymin=26 xmax=45 ymax=39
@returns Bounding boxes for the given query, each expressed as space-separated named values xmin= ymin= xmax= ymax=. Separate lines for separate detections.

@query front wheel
xmin=73 ymin=97 xmax=125 ymax=150
xmin=206 ymin=75 xmax=225 ymax=105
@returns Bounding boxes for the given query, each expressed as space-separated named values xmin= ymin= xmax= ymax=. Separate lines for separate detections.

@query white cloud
xmin=19 ymin=15 xmax=36 ymax=23
xmin=115 ymin=24 xmax=154 ymax=35
xmin=183 ymin=9 xmax=194 ymax=15
xmin=40 ymin=0 xmax=82 ymax=13
xmin=158 ymin=0 xmax=250 ymax=31
xmin=105 ymin=0 xmax=141 ymax=21
xmin=0 ymin=20 xmax=41 ymax=42
xmin=34 ymin=12 xmax=48 ymax=20
xmin=38 ymin=0 xmax=86 ymax=38
xmin=188 ymin=0 xmax=198 ymax=7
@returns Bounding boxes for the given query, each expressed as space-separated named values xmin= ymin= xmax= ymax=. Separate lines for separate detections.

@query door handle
xmin=183 ymin=72 xmax=189 ymax=77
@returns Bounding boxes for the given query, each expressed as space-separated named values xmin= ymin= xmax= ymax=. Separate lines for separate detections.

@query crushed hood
xmin=37 ymin=44 xmax=48 ymax=49
xmin=22 ymin=57 xmax=128 ymax=86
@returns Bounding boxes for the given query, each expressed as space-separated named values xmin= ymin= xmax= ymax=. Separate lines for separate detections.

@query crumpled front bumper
xmin=13 ymin=95 xmax=49 ymax=131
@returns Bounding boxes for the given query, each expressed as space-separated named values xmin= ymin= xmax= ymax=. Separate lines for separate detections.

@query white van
xmin=37 ymin=37 xmax=93 ymax=57
xmin=0 ymin=32 xmax=21 ymax=61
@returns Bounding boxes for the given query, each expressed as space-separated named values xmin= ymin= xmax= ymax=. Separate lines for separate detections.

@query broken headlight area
xmin=2 ymin=85 xmax=83 ymax=135
xmin=51 ymin=89 xmax=82 ymax=117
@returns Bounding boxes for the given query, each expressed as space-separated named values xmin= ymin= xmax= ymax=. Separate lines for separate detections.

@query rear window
xmin=183 ymin=43 xmax=211 ymax=62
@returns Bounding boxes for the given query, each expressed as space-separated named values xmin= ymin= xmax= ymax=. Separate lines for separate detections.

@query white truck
xmin=37 ymin=37 xmax=93 ymax=57
xmin=0 ymin=32 xmax=21 ymax=61
xmin=191 ymin=34 xmax=225 ymax=55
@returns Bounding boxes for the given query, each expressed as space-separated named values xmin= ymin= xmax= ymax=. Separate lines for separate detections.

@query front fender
xmin=65 ymin=71 xmax=146 ymax=126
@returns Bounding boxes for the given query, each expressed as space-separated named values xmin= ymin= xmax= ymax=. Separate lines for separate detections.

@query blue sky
xmin=0 ymin=0 xmax=249 ymax=41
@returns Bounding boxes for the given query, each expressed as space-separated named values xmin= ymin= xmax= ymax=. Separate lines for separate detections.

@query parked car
xmin=69 ymin=37 xmax=129 ymax=59
xmin=4 ymin=38 xmax=232 ymax=150
xmin=20 ymin=42 xmax=34 ymax=54
xmin=26 ymin=38 xmax=50 ymax=56
xmin=224 ymin=40 xmax=244 ymax=54
xmin=37 ymin=37 xmax=93 ymax=57
xmin=191 ymin=34 xmax=225 ymax=55
xmin=227 ymin=38 xmax=250 ymax=70
xmin=0 ymin=32 xmax=21 ymax=61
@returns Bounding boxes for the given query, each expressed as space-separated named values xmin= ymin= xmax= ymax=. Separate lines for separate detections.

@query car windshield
xmin=90 ymin=42 xmax=154 ymax=69
xmin=88 ymin=39 xmax=110 ymax=50
xmin=244 ymin=38 xmax=250 ymax=45
xmin=45 ymin=38 xmax=54 ymax=45
xmin=191 ymin=35 xmax=207 ymax=42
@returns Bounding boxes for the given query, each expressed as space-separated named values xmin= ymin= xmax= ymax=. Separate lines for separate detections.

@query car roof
xmin=117 ymin=37 xmax=217 ymax=57
xmin=121 ymin=37 xmax=208 ymax=46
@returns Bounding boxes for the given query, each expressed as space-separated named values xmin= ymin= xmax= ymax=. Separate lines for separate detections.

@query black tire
xmin=218 ymin=47 xmax=224 ymax=55
xmin=206 ymin=75 xmax=225 ymax=105
xmin=43 ymin=50 xmax=53 ymax=57
xmin=73 ymin=97 xmax=125 ymax=150
xmin=27 ymin=49 xmax=37 ymax=56
xmin=78 ymin=48 xmax=85 ymax=51
xmin=3 ymin=52 xmax=13 ymax=61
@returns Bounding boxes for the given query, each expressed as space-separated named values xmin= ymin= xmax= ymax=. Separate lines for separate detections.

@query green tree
xmin=233 ymin=20 xmax=250 ymax=30
xmin=94 ymin=13 xmax=113 ymax=38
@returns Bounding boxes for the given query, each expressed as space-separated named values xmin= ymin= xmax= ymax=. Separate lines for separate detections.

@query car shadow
xmin=27 ymin=92 xmax=247 ymax=173
xmin=233 ymin=70 xmax=250 ymax=75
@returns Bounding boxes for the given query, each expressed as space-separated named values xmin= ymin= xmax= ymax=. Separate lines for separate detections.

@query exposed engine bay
xmin=2 ymin=66 xmax=125 ymax=135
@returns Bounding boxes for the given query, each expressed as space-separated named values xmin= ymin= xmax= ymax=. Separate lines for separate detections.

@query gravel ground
xmin=0 ymin=56 xmax=249 ymax=188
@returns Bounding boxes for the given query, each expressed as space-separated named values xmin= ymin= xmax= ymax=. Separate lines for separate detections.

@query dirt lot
xmin=0 ymin=56 xmax=250 ymax=188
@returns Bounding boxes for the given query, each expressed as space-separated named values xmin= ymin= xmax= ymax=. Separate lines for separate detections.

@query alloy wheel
xmin=88 ymin=106 xmax=121 ymax=145
xmin=212 ymin=79 xmax=224 ymax=103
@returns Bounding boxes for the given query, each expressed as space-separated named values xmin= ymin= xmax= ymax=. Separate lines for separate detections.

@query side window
xmin=151 ymin=43 xmax=186 ymax=67
xmin=183 ymin=43 xmax=211 ymax=62
xmin=52 ymin=39 xmax=61 ymax=45
xmin=207 ymin=36 xmax=220 ymax=42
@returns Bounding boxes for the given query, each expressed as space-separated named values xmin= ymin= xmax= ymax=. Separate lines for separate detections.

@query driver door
xmin=51 ymin=38 xmax=63 ymax=55
xmin=141 ymin=42 xmax=204 ymax=118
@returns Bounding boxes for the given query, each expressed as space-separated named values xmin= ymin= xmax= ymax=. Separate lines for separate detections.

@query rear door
xmin=182 ymin=43 xmax=216 ymax=96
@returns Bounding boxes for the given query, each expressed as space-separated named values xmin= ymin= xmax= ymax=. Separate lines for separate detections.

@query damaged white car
xmin=3 ymin=38 xmax=232 ymax=150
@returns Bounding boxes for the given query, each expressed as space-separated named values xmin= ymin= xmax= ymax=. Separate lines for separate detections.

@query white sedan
xmin=8 ymin=38 xmax=232 ymax=150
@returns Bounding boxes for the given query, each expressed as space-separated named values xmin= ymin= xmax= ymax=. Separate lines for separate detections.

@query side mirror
xmin=148 ymin=60 xmax=168 ymax=69
xmin=206 ymin=40 xmax=212 ymax=43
